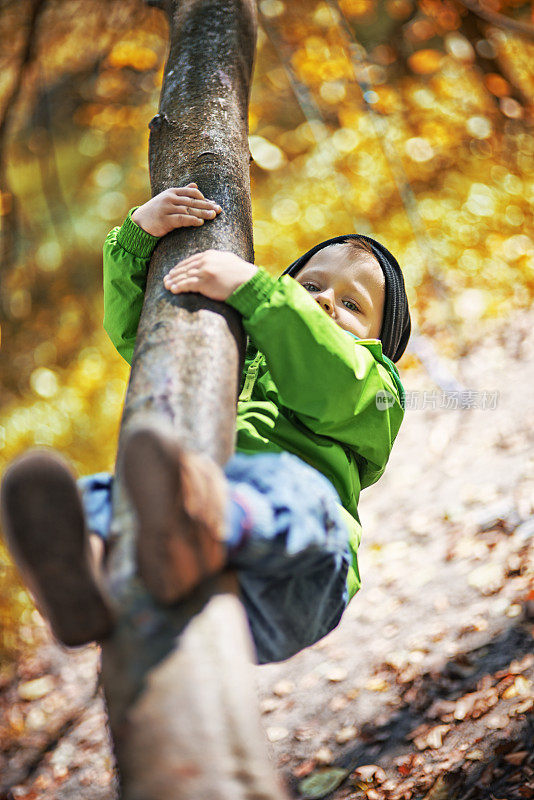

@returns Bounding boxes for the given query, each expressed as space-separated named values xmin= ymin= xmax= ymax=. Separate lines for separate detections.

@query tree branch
xmin=455 ymin=0 xmax=534 ymax=40
xmin=101 ymin=2 xmax=289 ymax=797
xmin=459 ymin=8 xmax=531 ymax=109
xmin=0 ymin=0 xmax=46 ymax=307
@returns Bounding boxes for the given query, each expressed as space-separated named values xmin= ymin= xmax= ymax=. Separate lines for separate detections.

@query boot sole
xmin=0 ymin=450 xmax=114 ymax=646
xmin=122 ymin=425 xmax=227 ymax=604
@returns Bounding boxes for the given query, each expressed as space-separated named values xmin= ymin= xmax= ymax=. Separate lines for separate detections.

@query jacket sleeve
xmin=102 ymin=207 xmax=160 ymax=365
xmin=226 ymin=267 xmax=405 ymax=485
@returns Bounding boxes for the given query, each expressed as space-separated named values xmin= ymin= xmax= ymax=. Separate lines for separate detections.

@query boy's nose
xmin=315 ymin=293 xmax=334 ymax=314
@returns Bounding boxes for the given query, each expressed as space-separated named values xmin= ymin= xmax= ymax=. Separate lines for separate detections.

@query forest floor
xmin=1 ymin=307 xmax=533 ymax=800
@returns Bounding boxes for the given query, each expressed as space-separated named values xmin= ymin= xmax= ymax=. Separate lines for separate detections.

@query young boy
xmin=0 ymin=183 xmax=410 ymax=664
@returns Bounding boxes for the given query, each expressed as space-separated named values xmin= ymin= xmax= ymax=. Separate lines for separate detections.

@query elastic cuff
xmin=225 ymin=267 xmax=279 ymax=318
xmin=117 ymin=207 xmax=160 ymax=259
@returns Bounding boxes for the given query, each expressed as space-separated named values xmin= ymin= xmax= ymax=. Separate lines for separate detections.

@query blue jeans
xmin=77 ymin=451 xmax=350 ymax=664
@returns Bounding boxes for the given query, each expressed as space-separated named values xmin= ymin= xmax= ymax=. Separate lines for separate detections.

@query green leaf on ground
xmin=298 ymin=767 xmax=349 ymax=799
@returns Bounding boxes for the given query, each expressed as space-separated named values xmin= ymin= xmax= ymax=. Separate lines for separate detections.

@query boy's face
xmin=293 ymin=243 xmax=385 ymax=339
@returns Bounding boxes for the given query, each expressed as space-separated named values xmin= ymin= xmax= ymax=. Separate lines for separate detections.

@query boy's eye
xmin=301 ymin=282 xmax=361 ymax=313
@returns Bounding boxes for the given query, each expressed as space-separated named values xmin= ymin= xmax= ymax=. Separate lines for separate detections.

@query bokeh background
xmin=0 ymin=0 xmax=533 ymax=661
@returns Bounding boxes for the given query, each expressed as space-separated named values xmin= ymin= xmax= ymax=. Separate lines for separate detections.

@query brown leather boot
xmin=122 ymin=422 xmax=229 ymax=604
xmin=0 ymin=450 xmax=114 ymax=646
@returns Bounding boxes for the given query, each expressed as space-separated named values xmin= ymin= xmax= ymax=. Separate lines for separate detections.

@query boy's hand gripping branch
xmin=132 ymin=184 xmax=222 ymax=237
xmin=164 ymin=249 xmax=258 ymax=301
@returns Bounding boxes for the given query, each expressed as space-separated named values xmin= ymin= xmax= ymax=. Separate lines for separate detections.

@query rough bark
xmin=100 ymin=2 xmax=288 ymax=798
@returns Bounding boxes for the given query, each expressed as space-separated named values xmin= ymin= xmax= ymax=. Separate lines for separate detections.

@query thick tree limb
xmin=100 ymin=2 xmax=288 ymax=798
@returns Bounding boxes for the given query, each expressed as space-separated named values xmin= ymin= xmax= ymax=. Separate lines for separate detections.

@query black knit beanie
xmin=281 ymin=234 xmax=411 ymax=363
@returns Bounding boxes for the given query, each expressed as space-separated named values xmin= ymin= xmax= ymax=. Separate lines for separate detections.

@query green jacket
xmin=103 ymin=208 xmax=406 ymax=602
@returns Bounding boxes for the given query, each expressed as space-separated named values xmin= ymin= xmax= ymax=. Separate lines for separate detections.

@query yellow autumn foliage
xmin=0 ymin=0 xmax=533 ymax=659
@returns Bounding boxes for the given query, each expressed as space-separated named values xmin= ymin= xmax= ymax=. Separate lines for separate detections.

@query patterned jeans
xmin=77 ymin=451 xmax=350 ymax=664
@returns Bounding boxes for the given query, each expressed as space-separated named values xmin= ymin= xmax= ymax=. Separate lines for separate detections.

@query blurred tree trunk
xmin=100 ymin=1 xmax=288 ymax=798
xmin=0 ymin=0 xmax=46 ymax=310
xmin=459 ymin=9 xmax=531 ymax=111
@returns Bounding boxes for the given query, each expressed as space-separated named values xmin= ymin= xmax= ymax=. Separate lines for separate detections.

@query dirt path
xmin=2 ymin=309 xmax=533 ymax=800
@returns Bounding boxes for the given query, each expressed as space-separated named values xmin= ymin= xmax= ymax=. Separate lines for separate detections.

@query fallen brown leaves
xmin=407 ymin=723 xmax=451 ymax=750
xmin=294 ymin=618 xmax=534 ymax=799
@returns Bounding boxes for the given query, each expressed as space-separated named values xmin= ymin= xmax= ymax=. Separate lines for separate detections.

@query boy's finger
xmin=166 ymin=262 xmax=195 ymax=277
xmin=172 ymin=210 xmax=213 ymax=223
xmin=166 ymin=262 xmax=199 ymax=278
xmin=170 ymin=214 xmax=205 ymax=228
xmin=173 ymin=199 xmax=221 ymax=213
xmin=174 ymin=197 xmax=221 ymax=209
xmin=164 ymin=265 xmax=199 ymax=282
xmin=171 ymin=186 xmax=205 ymax=200
xmin=173 ymin=252 xmax=204 ymax=267
xmin=166 ymin=261 xmax=198 ymax=276
xmin=165 ymin=275 xmax=201 ymax=294
xmin=173 ymin=188 xmax=222 ymax=210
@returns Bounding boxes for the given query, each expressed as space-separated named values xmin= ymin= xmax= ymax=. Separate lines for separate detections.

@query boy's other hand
xmin=131 ymin=184 xmax=222 ymax=238
xmin=163 ymin=250 xmax=258 ymax=301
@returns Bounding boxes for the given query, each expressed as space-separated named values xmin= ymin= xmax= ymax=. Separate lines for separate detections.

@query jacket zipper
xmin=238 ymin=365 xmax=357 ymax=480
xmin=239 ymin=352 xmax=263 ymax=402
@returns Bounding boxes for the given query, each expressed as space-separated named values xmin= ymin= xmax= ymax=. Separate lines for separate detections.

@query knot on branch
xmin=148 ymin=113 xmax=168 ymax=132
xmin=148 ymin=113 xmax=180 ymax=132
